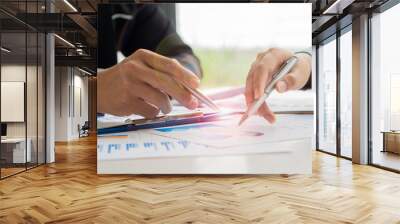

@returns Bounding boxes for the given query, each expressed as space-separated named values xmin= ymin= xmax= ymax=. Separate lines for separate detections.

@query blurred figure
xmin=97 ymin=4 xmax=202 ymax=118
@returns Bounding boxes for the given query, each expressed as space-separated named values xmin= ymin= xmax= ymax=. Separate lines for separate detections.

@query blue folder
xmin=97 ymin=111 xmax=242 ymax=135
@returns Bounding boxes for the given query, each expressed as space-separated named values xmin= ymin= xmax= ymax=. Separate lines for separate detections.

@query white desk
xmin=1 ymin=138 xmax=31 ymax=163
xmin=97 ymin=114 xmax=313 ymax=174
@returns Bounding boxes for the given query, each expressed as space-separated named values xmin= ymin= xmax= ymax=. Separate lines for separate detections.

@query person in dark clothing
xmin=98 ymin=4 xmax=202 ymax=117
xmin=97 ymin=4 xmax=312 ymax=123
xmin=98 ymin=4 xmax=201 ymax=76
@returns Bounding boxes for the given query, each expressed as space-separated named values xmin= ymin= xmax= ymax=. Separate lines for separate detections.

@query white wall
xmin=55 ymin=66 xmax=69 ymax=141
xmin=55 ymin=67 xmax=89 ymax=141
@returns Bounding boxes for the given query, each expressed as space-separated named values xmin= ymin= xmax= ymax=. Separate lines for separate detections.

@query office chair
xmin=78 ymin=121 xmax=90 ymax=138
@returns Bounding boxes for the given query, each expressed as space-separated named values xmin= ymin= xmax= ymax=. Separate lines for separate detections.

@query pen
xmin=238 ymin=55 xmax=298 ymax=126
xmin=174 ymin=78 xmax=220 ymax=111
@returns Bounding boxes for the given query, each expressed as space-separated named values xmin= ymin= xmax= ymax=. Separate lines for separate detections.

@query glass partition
xmin=370 ymin=3 xmax=400 ymax=171
xmin=339 ymin=28 xmax=352 ymax=158
xmin=317 ymin=36 xmax=337 ymax=155
xmin=0 ymin=0 xmax=46 ymax=179
xmin=1 ymin=31 xmax=28 ymax=177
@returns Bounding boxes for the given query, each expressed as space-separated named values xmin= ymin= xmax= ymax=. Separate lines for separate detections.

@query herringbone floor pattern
xmin=1 ymin=136 xmax=400 ymax=224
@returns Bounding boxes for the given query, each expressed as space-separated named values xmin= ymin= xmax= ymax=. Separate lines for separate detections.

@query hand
xmin=97 ymin=49 xmax=200 ymax=118
xmin=245 ymin=48 xmax=311 ymax=123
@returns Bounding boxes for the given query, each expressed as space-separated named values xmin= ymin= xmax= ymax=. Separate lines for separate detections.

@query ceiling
xmin=309 ymin=0 xmax=390 ymax=43
xmin=0 ymin=0 xmax=99 ymax=73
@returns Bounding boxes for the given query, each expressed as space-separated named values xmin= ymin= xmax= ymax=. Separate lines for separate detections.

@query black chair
xmin=78 ymin=121 xmax=90 ymax=138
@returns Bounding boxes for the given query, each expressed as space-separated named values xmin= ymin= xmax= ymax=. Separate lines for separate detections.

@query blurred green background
xmin=193 ymin=48 xmax=260 ymax=89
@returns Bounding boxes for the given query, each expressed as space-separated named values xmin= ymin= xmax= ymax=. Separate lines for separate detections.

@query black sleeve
xmin=118 ymin=4 xmax=202 ymax=78
xmin=301 ymin=77 xmax=312 ymax=90
xmin=98 ymin=4 xmax=118 ymax=69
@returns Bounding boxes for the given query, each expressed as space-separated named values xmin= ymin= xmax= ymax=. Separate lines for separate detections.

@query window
xmin=390 ymin=75 xmax=400 ymax=130
xmin=339 ymin=28 xmax=352 ymax=158
xmin=370 ymin=3 xmax=400 ymax=171
xmin=177 ymin=3 xmax=311 ymax=89
xmin=317 ymin=36 xmax=337 ymax=154
xmin=0 ymin=1 xmax=46 ymax=179
xmin=1 ymin=30 xmax=28 ymax=178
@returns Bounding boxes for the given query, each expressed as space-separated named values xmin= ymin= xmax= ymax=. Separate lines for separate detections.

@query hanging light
xmin=1 ymin=47 xmax=11 ymax=53
xmin=54 ymin=34 xmax=75 ymax=48
xmin=63 ymin=0 xmax=78 ymax=12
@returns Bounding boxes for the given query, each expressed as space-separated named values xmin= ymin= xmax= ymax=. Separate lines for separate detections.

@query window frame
xmin=0 ymin=0 xmax=47 ymax=180
xmin=315 ymin=23 xmax=352 ymax=160
xmin=367 ymin=0 xmax=400 ymax=173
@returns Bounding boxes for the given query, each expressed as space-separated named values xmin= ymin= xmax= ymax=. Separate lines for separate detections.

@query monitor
xmin=1 ymin=123 xmax=7 ymax=137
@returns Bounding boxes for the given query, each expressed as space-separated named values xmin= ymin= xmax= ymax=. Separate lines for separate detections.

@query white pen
xmin=238 ymin=56 xmax=298 ymax=126
xmin=173 ymin=77 xmax=220 ymax=112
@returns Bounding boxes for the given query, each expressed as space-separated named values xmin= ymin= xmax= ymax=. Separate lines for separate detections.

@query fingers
xmin=275 ymin=54 xmax=312 ymax=93
xmin=251 ymin=49 xmax=293 ymax=99
xmin=247 ymin=48 xmax=311 ymax=101
xmin=276 ymin=72 xmax=296 ymax=93
xmin=108 ymin=97 xmax=160 ymax=118
xmin=252 ymin=62 xmax=272 ymax=100
xmin=245 ymin=63 xmax=256 ymax=107
xmin=123 ymin=60 xmax=198 ymax=110
xmin=148 ymin=69 xmax=198 ymax=109
xmin=275 ymin=80 xmax=288 ymax=93
xmin=247 ymin=48 xmax=290 ymax=103
xmin=258 ymin=102 xmax=276 ymax=124
xmin=127 ymin=98 xmax=160 ymax=118
xmin=99 ymin=49 xmax=202 ymax=117
xmin=244 ymin=48 xmax=302 ymax=124
xmin=245 ymin=62 xmax=275 ymax=124
xmin=134 ymin=49 xmax=200 ymax=88
xmin=131 ymin=82 xmax=172 ymax=114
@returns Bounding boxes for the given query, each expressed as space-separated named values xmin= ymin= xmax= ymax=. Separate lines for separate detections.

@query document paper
xmin=97 ymin=114 xmax=313 ymax=161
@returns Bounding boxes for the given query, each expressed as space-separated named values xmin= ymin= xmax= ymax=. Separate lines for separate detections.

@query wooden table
xmin=382 ymin=131 xmax=400 ymax=154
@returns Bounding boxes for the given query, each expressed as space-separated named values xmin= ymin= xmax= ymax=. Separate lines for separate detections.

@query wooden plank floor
xmin=1 ymin=136 xmax=400 ymax=224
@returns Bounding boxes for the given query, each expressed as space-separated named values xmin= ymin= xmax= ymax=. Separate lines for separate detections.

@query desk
xmin=98 ymin=114 xmax=313 ymax=174
xmin=1 ymin=138 xmax=31 ymax=164
xmin=382 ymin=131 xmax=400 ymax=154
